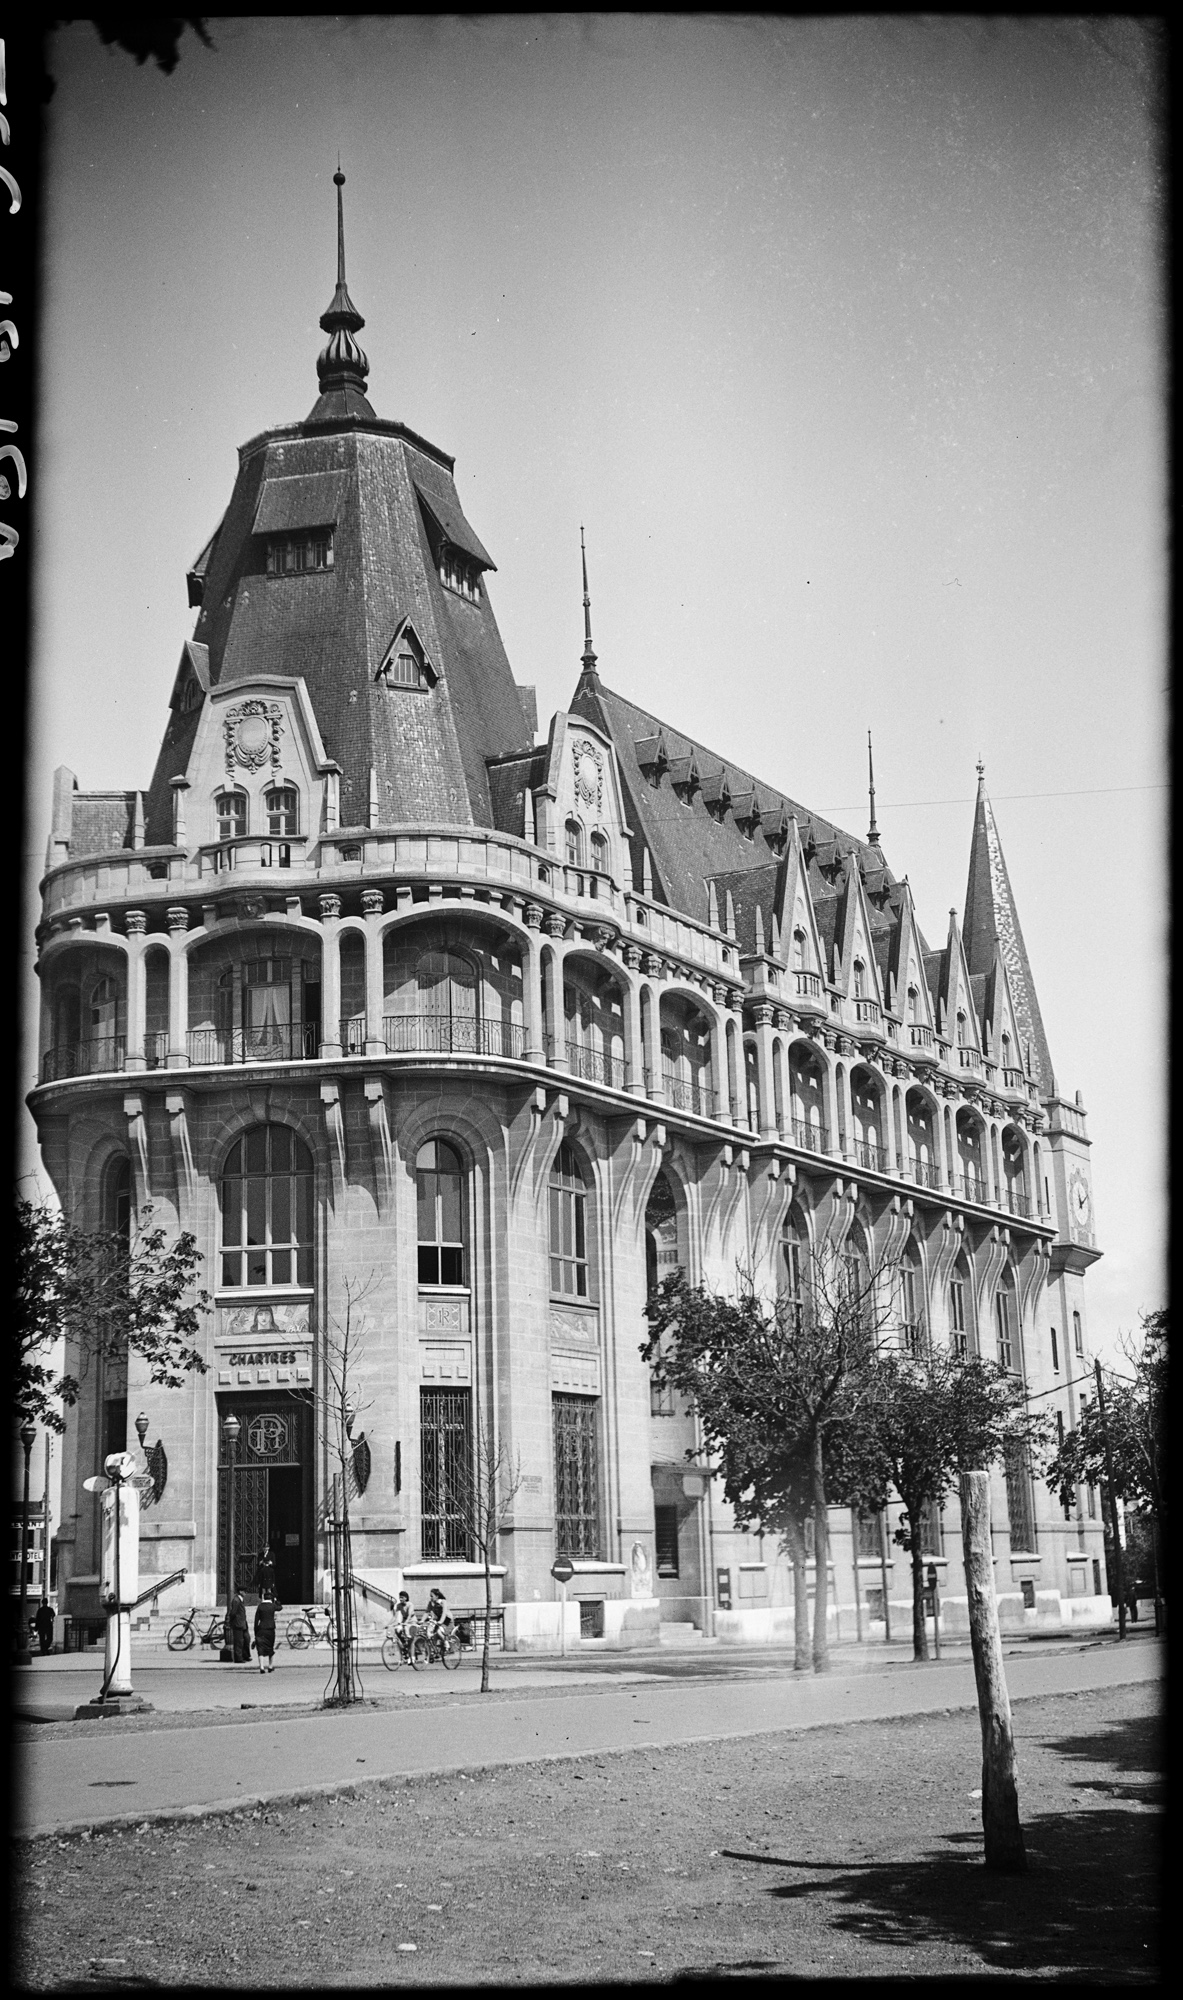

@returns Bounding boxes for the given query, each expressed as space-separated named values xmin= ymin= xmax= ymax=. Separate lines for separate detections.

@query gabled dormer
xmin=374 ymin=616 xmax=437 ymax=693
xmin=167 ymin=639 xmax=211 ymax=717
xmin=772 ymin=816 xmax=827 ymax=997
xmin=667 ymin=751 xmax=700 ymax=805
xmin=981 ymin=940 xmax=1027 ymax=1082
xmin=834 ymin=852 xmax=885 ymax=1017
xmin=700 ymin=766 xmax=731 ymax=824
xmin=887 ymin=881 xmax=937 ymax=1044
xmin=939 ymin=909 xmax=981 ymax=1065
xmin=531 ymin=712 xmax=634 ymax=886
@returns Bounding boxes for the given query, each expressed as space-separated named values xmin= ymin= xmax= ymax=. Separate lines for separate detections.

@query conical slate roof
xmin=962 ymin=767 xmax=1054 ymax=1091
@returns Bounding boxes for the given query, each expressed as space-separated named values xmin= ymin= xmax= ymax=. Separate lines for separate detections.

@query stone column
xmin=543 ymin=915 xmax=569 ymax=1069
xmin=522 ymin=905 xmax=545 ymax=1064
xmin=835 ymin=1055 xmax=853 ymax=1160
xmin=935 ymin=1091 xmax=953 ymax=1193
xmin=822 ymin=1043 xmax=841 ymax=1157
xmin=362 ymin=890 xmax=385 ymax=1054
xmin=753 ymin=1001 xmax=777 ymax=1139
xmin=166 ymin=908 xmax=190 ymax=1068
xmin=124 ymin=912 xmax=147 ymax=1071
xmin=622 ymin=945 xmax=645 ymax=1093
xmin=319 ymin=893 xmax=343 ymax=1058
xmin=727 ymin=998 xmax=744 ymax=1126
xmin=708 ymin=988 xmax=728 ymax=1121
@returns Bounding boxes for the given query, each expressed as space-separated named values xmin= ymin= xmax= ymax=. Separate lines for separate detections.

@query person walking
xmin=253 ymin=1593 xmax=277 ymax=1673
xmin=226 ymin=1588 xmax=251 ymax=1663
xmin=34 ymin=1601 xmax=55 ymax=1655
xmin=255 ymin=1545 xmax=276 ymax=1600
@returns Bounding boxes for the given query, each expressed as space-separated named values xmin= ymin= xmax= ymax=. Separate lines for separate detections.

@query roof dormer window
xmin=438 ymin=545 xmax=481 ymax=600
xmin=181 ymin=678 xmax=202 ymax=712
xmin=380 ymin=651 xmax=424 ymax=690
xmin=265 ymin=529 xmax=334 ymax=577
xmin=377 ymin=619 xmax=434 ymax=693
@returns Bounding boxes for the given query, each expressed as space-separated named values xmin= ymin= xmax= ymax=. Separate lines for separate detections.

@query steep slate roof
xmin=963 ymin=773 xmax=1054 ymax=1089
xmin=71 ymin=793 xmax=138 ymax=856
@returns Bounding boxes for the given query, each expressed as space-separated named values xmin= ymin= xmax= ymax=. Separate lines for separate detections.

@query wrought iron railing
xmin=1001 ymin=1186 xmax=1034 ymax=1219
xmin=649 ymin=1068 xmax=716 ymax=1118
xmin=790 ymin=1116 xmax=829 ymax=1155
xmin=958 ymin=1172 xmax=988 ymax=1203
xmin=339 ymin=1016 xmax=368 ymax=1054
xmin=907 ymin=1156 xmax=942 ymax=1190
xmin=381 ymin=1013 xmax=525 ymax=1060
xmin=41 ymin=1036 xmax=126 ymax=1083
xmin=144 ymin=1031 xmax=169 ymax=1070
xmin=186 ymin=1024 xmax=319 ymax=1065
xmin=563 ymin=1039 xmax=627 ymax=1089
xmin=850 ymin=1138 xmax=889 ymax=1172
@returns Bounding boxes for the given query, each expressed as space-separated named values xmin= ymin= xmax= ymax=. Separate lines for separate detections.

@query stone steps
xmin=658 ymin=1620 xmax=716 ymax=1648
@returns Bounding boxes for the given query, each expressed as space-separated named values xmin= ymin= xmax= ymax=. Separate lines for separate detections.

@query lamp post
xmin=16 ymin=1420 xmax=37 ymax=1665
xmin=134 ymin=1411 xmax=149 ymax=1451
xmin=222 ymin=1412 xmax=241 ymax=1611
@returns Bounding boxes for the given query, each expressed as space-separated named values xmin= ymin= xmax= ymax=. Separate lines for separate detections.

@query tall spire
xmin=578 ymin=526 xmax=600 ymax=683
xmin=963 ymin=762 xmax=1054 ymax=1093
xmin=867 ymin=729 xmax=880 ymax=847
xmin=311 ymin=166 xmax=373 ymax=419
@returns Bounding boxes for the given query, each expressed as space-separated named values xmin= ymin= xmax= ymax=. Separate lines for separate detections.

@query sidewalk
xmin=14 ymin=1635 xmax=1163 ymax=1841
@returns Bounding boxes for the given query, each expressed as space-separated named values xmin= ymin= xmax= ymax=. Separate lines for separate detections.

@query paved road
xmin=15 ymin=1637 xmax=1162 ymax=1841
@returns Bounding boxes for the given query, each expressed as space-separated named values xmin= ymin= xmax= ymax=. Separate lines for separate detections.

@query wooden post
xmin=959 ymin=1469 xmax=1026 ymax=1872
xmin=1094 ymin=1359 xmax=1126 ymax=1640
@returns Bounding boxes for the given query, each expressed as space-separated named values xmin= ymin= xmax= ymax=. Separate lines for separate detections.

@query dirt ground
xmin=12 ymin=1682 xmax=1161 ymax=1988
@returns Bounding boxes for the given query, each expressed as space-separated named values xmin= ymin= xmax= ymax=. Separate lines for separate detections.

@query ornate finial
xmin=579 ymin=525 xmax=599 ymax=681
xmin=867 ymin=729 xmax=880 ymax=847
xmin=976 ymin=756 xmax=986 ymax=791
xmin=316 ymin=165 xmax=370 ymax=400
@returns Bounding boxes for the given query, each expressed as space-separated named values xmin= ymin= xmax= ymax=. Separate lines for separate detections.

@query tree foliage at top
xmin=14 ymin=1196 xmax=211 ymax=1432
xmin=1044 ymin=1308 xmax=1167 ymax=1534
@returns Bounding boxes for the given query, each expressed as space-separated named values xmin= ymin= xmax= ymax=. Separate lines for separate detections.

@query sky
xmin=22 ymin=16 xmax=1166 ymax=1373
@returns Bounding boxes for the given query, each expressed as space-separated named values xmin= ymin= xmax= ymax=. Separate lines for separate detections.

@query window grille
xmin=549 ymin=1142 xmax=589 ymax=1298
xmin=654 ymin=1504 xmax=680 ymax=1577
xmin=420 ymin=1387 xmax=474 ymax=1560
xmin=553 ymin=1393 xmax=600 ymax=1558
xmin=1004 ymin=1440 xmax=1037 ymax=1552
xmin=219 ymin=1124 xmax=313 ymax=1288
xmin=417 ymin=1140 xmax=465 ymax=1286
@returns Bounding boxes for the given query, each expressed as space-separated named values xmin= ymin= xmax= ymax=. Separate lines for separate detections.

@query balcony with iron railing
xmin=1000 ymin=1185 xmax=1035 ymax=1220
xmin=957 ymin=1171 xmax=989 ymax=1204
xmin=789 ymin=1116 xmax=830 ymax=1156
xmin=906 ymin=1155 xmax=943 ymax=1190
xmin=849 ymin=1137 xmax=889 ymax=1173
xmin=562 ymin=1038 xmax=628 ymax=1090
xmin=186 ymin=1023 xmax=320 ymax=1066
xmin=646 ymin=1067 xmax=717 ymax=1119
xmin=40 ymin=1035 xmax=127 ymax=1084
xmin=381 ymin=1014 xmax=526 ymax=1061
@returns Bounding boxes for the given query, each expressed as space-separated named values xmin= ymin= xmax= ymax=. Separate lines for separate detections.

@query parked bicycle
xmin=410 ymin=1618 xmax=461 ymax=1671
xmin=285 ymin=1605 xmax=335 ymax=1650
xmin=167 ymin=1608 xmax=226 ymax=1652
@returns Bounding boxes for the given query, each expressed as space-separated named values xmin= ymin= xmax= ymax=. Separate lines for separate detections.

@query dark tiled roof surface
xmin=252 ymin=471 xmax=349 ymax=535
xmin=72 ymin=794 xmax=136 ymax=857
xmin=963 ymin=788 xmax=1054 ymax=1089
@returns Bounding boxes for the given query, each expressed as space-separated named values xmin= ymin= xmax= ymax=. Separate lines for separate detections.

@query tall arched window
xmin=416 ymin=1140 xmax=465 ymax=1286
xmin=565 ymin=819 xmax=584 ymax=868
xmin=956 ymin=1009 xmax=968 ymax=1047
xmin=949 ymin=1257 xmax=972 ymax=1361
xmin=264 ymin=785 xmax=298 ymax=836
xmin=1073 ymin=1310 xmax=1083 ymax=1358
xmin=589 ymin=830 xmax=608 ymax=875
xmin=220 ymin=1125 xmax=313 ymax=1288
xmin=900 ymin=1245 xmax=924 ymax=1356
xmin=549 ymin=1141 xmax=589 ymax=1298
xmin=793 ymin=927 xmax=807 ymax=968
xmin=907 ymin=985 xmax=919 ymax=1022
xmin=852 ymin=959 xmax=866 ymax=999
xmin=781 ymin=1210 xmax=807 ymax=1332
xmin=215 ymin=789 xmax=248 ymax=841
xmin=995 ymin=1273 xmax=1016 ymax=1372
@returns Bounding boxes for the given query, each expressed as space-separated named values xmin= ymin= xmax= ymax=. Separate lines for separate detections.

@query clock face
xmin=1070 ymin=1172 xmax=1091 ymax=1224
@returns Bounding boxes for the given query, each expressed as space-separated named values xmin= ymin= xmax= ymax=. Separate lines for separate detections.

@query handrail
xmin=347 ymin=1571 xmax=400 ymax=1616
xmin=131 ymin=1566 xmax=187 ymax=1612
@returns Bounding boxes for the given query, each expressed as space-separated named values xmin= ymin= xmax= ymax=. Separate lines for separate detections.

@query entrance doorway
xmin=217 ymin=1393 xmax=313 ymax=1603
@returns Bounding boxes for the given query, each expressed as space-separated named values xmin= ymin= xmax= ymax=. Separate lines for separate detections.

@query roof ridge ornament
xmin=867 ymin=729 xmax=881 ymax=848
xmin=578 ymin=526 xmax=600 ymax=684
xmin=316 ymin=166 xmax=370 ymax=400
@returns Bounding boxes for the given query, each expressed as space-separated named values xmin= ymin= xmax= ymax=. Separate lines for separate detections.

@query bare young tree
xmin=318 ymin=1275 xmax=377 ymax=1708
xmin=440 ymin=1395 xmax=523 ymax=1693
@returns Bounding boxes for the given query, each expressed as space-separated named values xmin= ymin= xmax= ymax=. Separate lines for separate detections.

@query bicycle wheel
xmin=410 ymin=1635 xmax=429 ymax=1671
xmin=209 ymin=1620 xmax=226 ymax=1650
xmin=287 ymin=1618 xmax=311 ymax=1650
xmin=381 ymin=1635 xmax=402 ymax=1672
xmin=440 ymin=1631 xmax=461 ymax=1671
xmin=167 ymin=1621 xmax=194 ymax=1652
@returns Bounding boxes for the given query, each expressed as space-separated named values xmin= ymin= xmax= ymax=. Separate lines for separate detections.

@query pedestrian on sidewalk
xmin=254 ymin=1594 xmax=278 ymax=1673
xmin=34 ymin=1602 xmax=55 ymax=1656
xmin=255 ymin=1545 xmax=276 ymax=1599
xmin=226 ymin=1588 xmax=251 ymax=1663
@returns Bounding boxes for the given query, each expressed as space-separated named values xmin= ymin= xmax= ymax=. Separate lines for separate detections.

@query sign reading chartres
xmin=551 ymin=1555 xmax=575 ymax=1585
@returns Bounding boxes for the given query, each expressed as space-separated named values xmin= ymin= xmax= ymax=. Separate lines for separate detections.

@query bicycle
xmin=166 ymin=1608 xmax=226 ymax=1652
xmin=410 ymin=1619 xmax=461 ymax=1671
xmin=380 ymin=1621 xmax=416 ymax=1672
xmin=285 ymin=1605 xmax=335 ymax=1650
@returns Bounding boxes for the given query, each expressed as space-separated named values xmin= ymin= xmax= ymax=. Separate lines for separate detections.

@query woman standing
xmin=253 ymin=1594 xmax=278 ymax=1673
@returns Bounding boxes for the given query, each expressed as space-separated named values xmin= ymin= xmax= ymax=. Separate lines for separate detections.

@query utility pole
xmin=1094 ymin=1358 xmax=1126 ymax=1641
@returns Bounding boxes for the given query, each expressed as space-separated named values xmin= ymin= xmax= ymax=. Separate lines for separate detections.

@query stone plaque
xmin=420 ymin=1342 xmax=471 ymax=1383
xmin=217 ymin=1300 xmax=310 ymax=1347
xmin=550 ymin=1307 xmax=599 ymax=1349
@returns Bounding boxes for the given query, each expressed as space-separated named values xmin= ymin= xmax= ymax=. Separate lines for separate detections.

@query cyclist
xmin=392 ymin=1590 xmax=414 ymax=1649
xmin=425 ymin=1587 xmax=449 ymax=1640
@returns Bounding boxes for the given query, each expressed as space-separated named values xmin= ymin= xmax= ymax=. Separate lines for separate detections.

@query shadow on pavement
xmin=720 ymin=1714 xmax=1163 ymax=1981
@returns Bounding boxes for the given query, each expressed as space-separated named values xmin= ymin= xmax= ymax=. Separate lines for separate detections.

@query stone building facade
xmin=32 ymin=181 xmax=1107 ymax=1647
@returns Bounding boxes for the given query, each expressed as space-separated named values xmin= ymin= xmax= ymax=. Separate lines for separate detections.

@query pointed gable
xmin=834 ymin=854 xmax=885 ymax=1006
xmin=941 ymin=910 xmax=980 ymax=1050
xmin=771 ymin=816 xmax=827 ymax=976
xmin=963 ymin=772 xmax=1054 ymax=1090
xmin=885 ymin=881 xmax=935 ymax=1028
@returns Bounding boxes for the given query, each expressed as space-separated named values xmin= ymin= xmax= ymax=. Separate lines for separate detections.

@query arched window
xmin=956 ymin=1009 xmax=968 ymax=1047
xmin=907 ymin=985 xmax=919 ymax=1022
xmin=549 ymin=1141 xmax=589 ymax=1298
xmin=589 ymin=830 xmax=608 ymax=875
xmin=793 ymin=927 xmax=807 ymax=968
xmin=215 ymin=789 xmax=247 ymax=841
xmin=1050 ymin=1324 xmax=1059 ymax=1373
xmin=264 ymin=785 xmax=298 ymax=836
xmin=949 ymin=1258 xmax=972 ymax=1360
xmin=1001 ymin=1032 xmax=1012 ymax=1070
xmin=565 ymin=819 xmax=584 ymax=868
xmin=416 ymin=1140 xmax=465 ymax=1286
xmin=995 ymin=1274 xmax=1016 ymax=1372
xmin=900 ymin=1246 xmax=924 ymax=1356
xmin=220 ymin=1125 xmax=313 ymax=1289
xmin=90 ymin=976 xmax=118 ymax=1039
xmin=781 ymin=1211 xmax=807 ymax=1332
xmin=852 ymin=959 xmax=866 ymax=999
xmin=1073 ymin=1310 xmax=1083 ymax=1358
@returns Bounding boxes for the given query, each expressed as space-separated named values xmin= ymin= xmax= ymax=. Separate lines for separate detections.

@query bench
xmin=452 ymin=1605 xmax=505 ymax=1652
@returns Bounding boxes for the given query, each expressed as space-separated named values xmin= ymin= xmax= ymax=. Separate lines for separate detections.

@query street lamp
xmin=222 ymin=1412 xmax=241 ymax=1610
xmin=15 ymin=1419 xmax=37 ymax=1665
xmin=134 ymin=1412 xmax=150 ymax=1450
